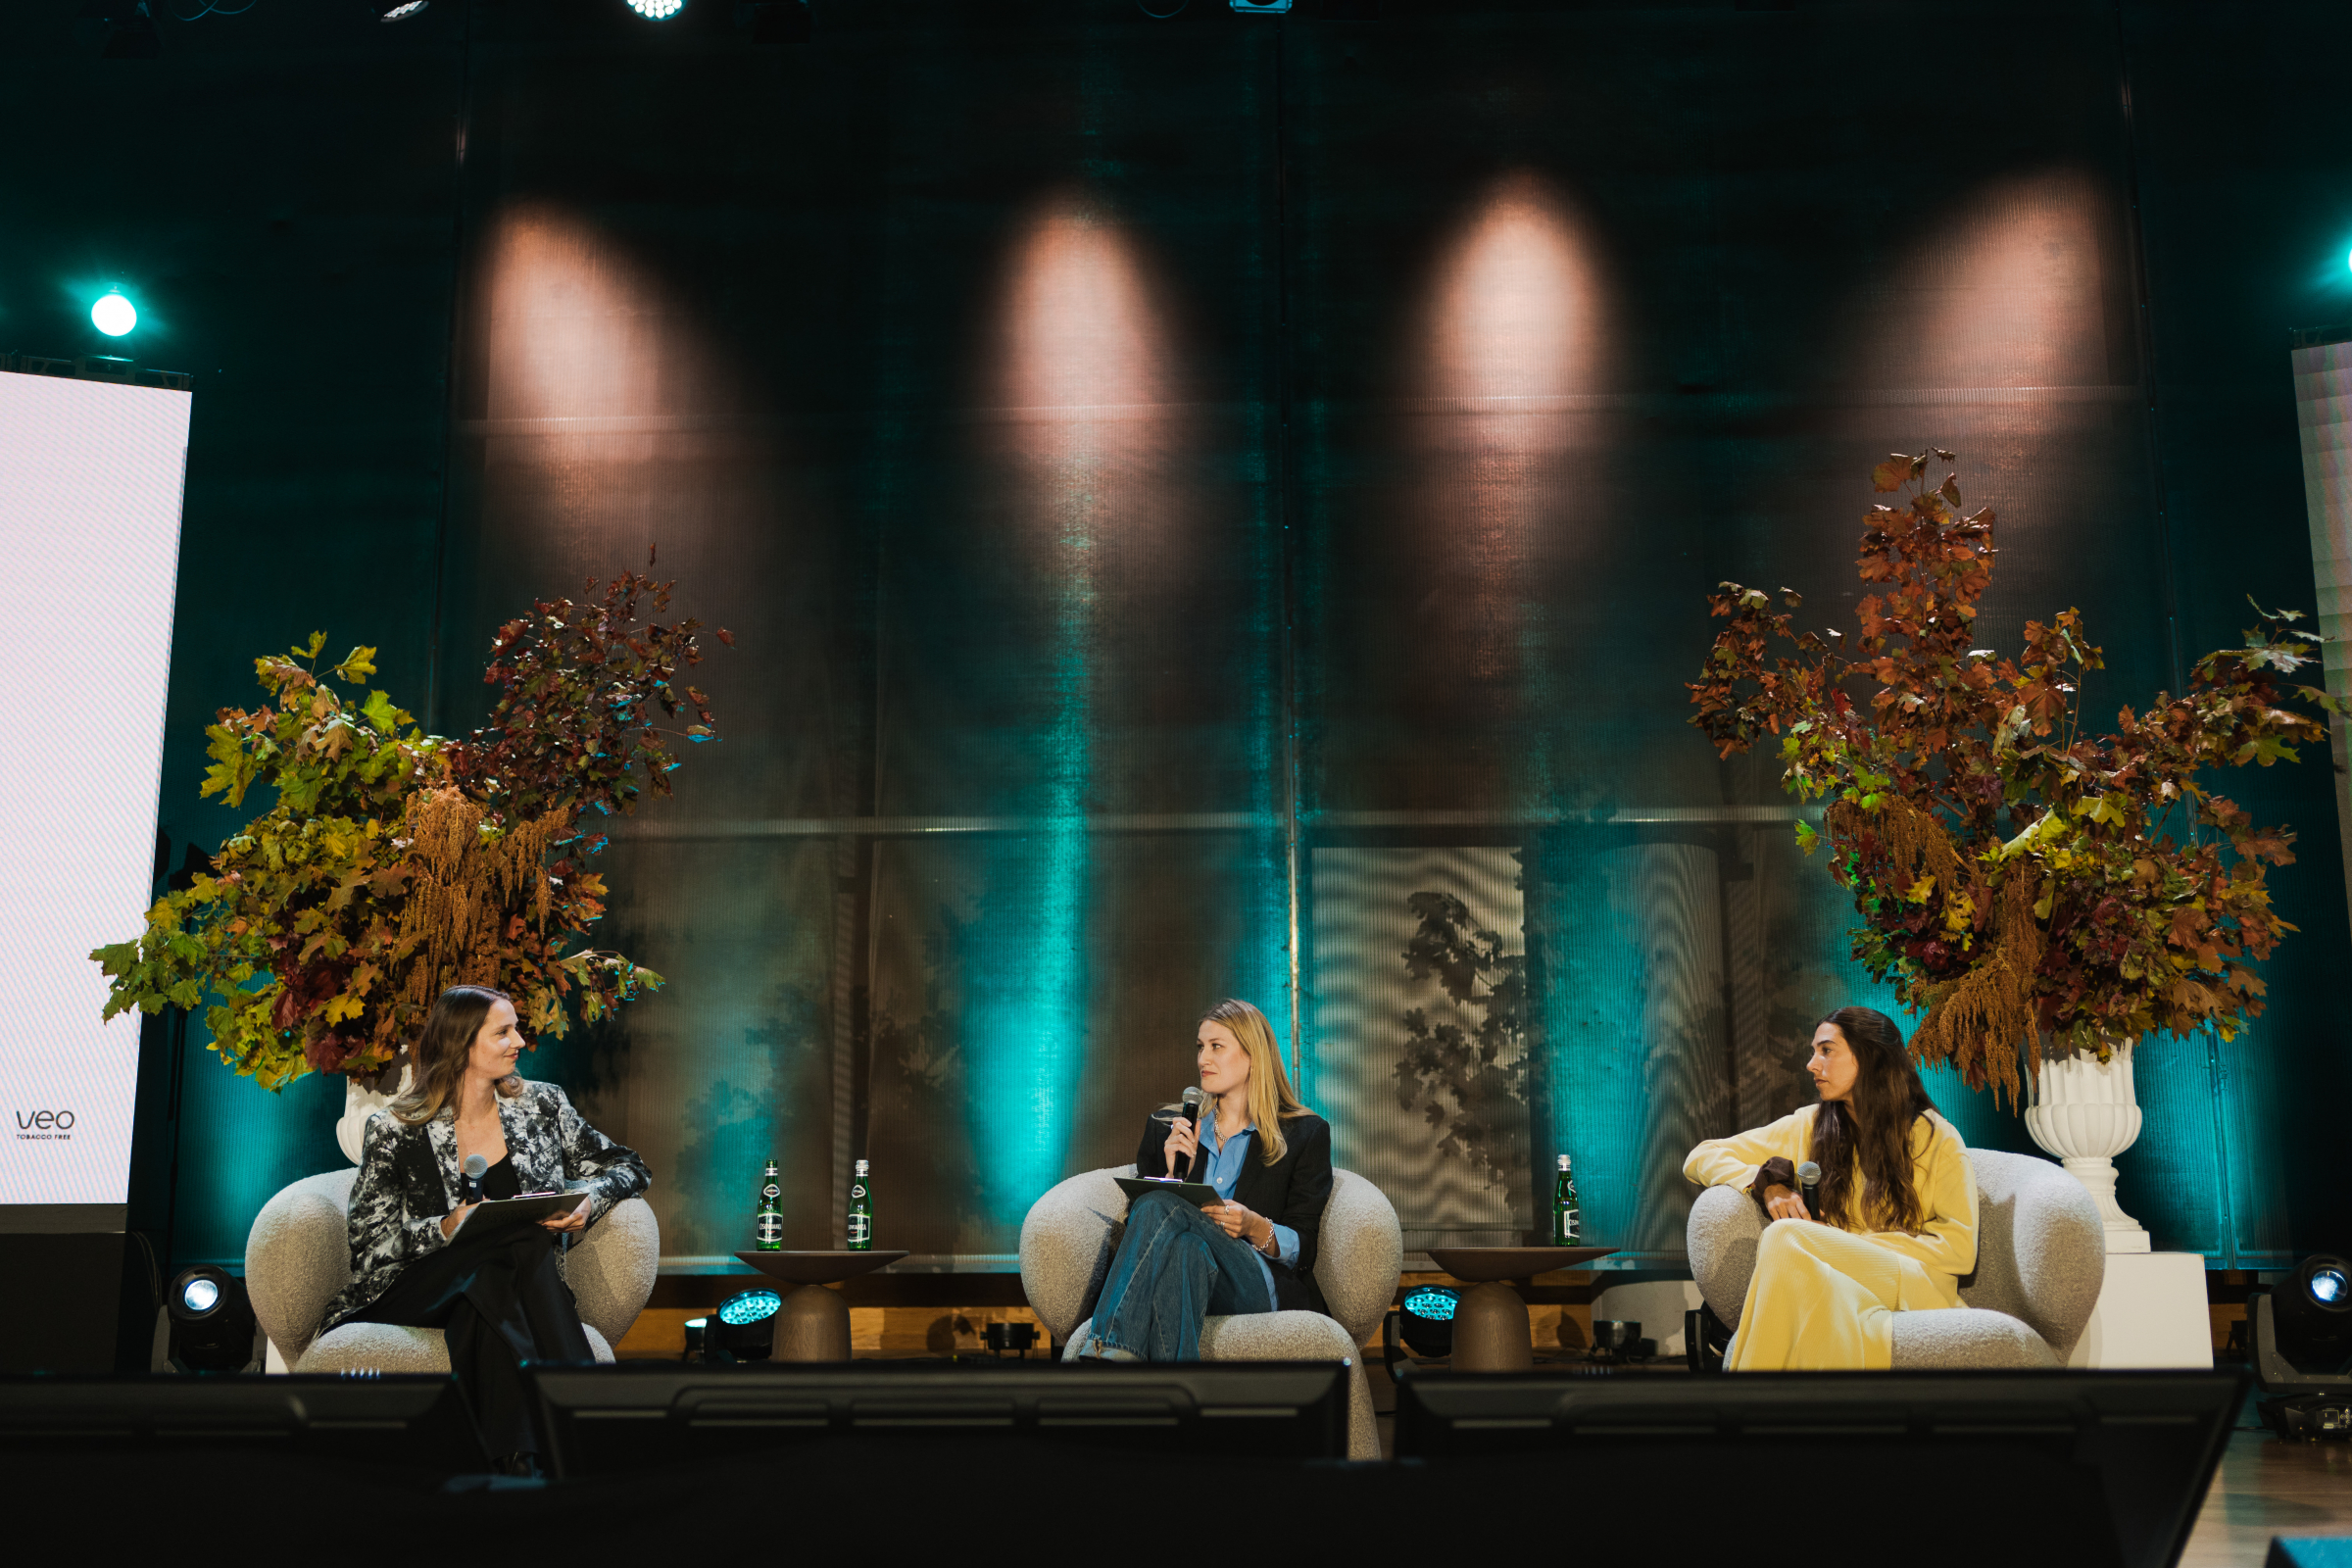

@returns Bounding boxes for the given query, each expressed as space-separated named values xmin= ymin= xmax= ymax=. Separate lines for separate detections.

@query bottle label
xmin=848 ymin=1213 xmax=871 ymax=1245
xmin=761 ymin=1183 xmax=780 ymax=1201
xmin=756 ymin=1212 xmax=784 ymax=1248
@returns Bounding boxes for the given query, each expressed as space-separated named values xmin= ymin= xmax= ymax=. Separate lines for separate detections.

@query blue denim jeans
xmin=1091 ymin=1191 xmax=1275 ymax=1361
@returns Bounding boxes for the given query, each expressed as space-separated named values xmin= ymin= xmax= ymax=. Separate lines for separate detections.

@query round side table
xmin=1425 ymin=1246 xmax=1618 ymax=1372
xmin=731 ymin=1250 xmax=908 ymax=1361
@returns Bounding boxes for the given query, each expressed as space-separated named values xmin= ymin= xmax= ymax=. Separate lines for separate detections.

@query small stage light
xmin=377 ymin=1 xmax=427 ymax=19
xmin=90 ymin=292 xmax=137 ymax=338
xmin=625 ymin=0 xmax=685 ymax=17
xmin=708 ymin=1287 xmax=781 ymax=1361
xmin=1398 ymin=1287 xmax=1457 ymax=1356
xmin=162 ymin=1264 xmax=263 ymax=1373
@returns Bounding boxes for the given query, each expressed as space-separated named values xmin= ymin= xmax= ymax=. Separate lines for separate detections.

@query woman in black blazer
xmin=1077 ymin=998 xmax=1335 ymax=1361
xmin=316 ymin=984 xmax=650 ymax=1475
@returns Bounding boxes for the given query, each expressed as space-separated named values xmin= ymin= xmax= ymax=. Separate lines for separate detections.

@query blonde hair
xmin=1199 ymin=998 xmax=1310 ymax=1165
xmin=393 ymin=985 xmax=527 ymax=1124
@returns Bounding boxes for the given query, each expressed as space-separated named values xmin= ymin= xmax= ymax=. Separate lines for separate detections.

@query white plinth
xmin=2065 ymin=1251 xmax=2212 ymax=1369
xmin=1592 ymin=1280 xmax=1703 ymax=1357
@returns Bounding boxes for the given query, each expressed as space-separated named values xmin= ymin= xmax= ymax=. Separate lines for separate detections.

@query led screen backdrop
xmin=0 ymin=371 xmax=188 ymax=1227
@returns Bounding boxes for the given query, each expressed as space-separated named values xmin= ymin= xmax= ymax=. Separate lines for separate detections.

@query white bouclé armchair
xmin=1020 ymin=1164 xmax=1401 ymax=1461
xmin=1687 ymin=1146 xmax=2106 ymax=1367
xmin=244 ymin=1168 xmax=659 ymax=1372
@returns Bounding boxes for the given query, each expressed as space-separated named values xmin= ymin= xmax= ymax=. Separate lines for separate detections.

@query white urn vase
xmin=337 ymin=1064 xmax=411 ymax=1165
xmin=2023 ymin=1038 xmax=2150 ymax=1253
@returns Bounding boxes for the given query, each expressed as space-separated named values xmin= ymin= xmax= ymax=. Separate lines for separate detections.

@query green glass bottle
xmin=755 ymin=1158 xmax=784 ymax=1251
xmin=847 ymin=1157 xmax=873 ymax=1250
xmin=1552 ymin=1153 xmax=1581 ymax=1247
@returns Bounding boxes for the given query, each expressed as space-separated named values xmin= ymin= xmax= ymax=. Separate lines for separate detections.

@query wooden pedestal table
xmin=731 ymin=1250 xmax=908 ymax=1361
xmin=1426 ymin=1247 xmax=1618 ymax=1371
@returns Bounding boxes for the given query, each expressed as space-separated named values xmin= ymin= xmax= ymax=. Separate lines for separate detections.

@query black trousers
xmin=353 ymin=1226 xmax=595 ymax=1458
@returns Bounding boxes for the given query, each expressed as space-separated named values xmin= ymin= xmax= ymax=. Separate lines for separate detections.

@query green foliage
xmin=1688 ymin=451 xmax=2331 ymax=1099
xmin=92 ymin=571 xmax=725 ymax=1091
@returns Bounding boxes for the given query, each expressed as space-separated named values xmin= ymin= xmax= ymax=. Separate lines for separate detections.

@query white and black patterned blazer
xmin=319 ymin=1080 xmax=651 ymax=1332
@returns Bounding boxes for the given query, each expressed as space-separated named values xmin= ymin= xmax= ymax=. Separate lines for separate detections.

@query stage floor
xmin=2183 ymin=1426 xmax=2352 ymax=1565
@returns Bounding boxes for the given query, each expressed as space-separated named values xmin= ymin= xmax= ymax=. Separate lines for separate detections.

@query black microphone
xmin=463 ymin=1152 xmax=488 ymax=1205
xmin=1796 ymin=1159 xmax=1822 ymax=1221
xmin=1176 ymin=1086 xmax=1205 ymax=1181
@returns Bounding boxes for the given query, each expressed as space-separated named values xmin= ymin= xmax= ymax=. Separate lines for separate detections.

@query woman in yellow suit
xmin=1683 ymin=1006 xmax=1977 ymax=1370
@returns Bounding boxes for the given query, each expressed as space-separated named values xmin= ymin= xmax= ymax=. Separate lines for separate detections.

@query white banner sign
xmin=0 ymin=370 xmax=189 ymax=1214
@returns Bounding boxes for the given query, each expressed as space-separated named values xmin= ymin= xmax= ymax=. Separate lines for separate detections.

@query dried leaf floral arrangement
xmin=1688 ymin=450 xmax=2330 ymax=1103
xmin=94 ymin=564 xmax=729 ymax=1091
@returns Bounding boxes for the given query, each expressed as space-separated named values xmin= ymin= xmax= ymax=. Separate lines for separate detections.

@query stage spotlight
xmin=2273 ymin=1254 xmax=2352 ymax=1376
xmin=625 ymin=0 xmax=685 ymax=17
xmin=1397 ymin=1286 xmax=1457 ymax=1357
xmin=163 ymin=1265 xmax=263 ymax=1372
xmin=377 ymin=1 xmax=427 ymax=19
xmin=708 ymin=1287 xmax=781 ymax=1362
xmin=90 ymin=291 xmax=136 ymax=338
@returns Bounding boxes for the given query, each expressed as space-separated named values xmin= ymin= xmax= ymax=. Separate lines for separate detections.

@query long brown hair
xmin=1199 ymin=999 xmax=1311 ymax=1165
xmin=1808 ymin=1005 xmax=1937 ymax=1232
xmin=392 ymin=985 xmax=525 ymax=1124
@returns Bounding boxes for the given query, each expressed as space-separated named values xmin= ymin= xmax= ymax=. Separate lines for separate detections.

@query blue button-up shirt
xmin=1197 ymin=1113 xmax=1300 ymax=1305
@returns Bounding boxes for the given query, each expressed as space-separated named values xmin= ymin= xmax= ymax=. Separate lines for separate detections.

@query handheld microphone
xmin=1177 ymin=1086 xmax=1205 ymax=1181
xmin=1796 ymin=1159 xmax=1822 ymax=1221
xmin=463 ymin=1152 xmax=488 ymax=1205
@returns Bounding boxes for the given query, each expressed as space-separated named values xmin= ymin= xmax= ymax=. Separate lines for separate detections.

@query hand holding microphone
xmin=1163 ymin=1086 xmax=1205 ymax=1179
xmin=1768 ymin=1161 xmax=1815 ymax=1222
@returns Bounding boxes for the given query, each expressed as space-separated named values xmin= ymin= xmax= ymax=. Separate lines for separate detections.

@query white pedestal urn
xmin=2023 ymin=1038 xmax=2151 ymax=1254
xmin=337 ymin=1064 xmax=411 ymax=1165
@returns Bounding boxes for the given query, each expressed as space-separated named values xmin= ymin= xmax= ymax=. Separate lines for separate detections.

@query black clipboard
xmin=450 ymin=1192 xmax=586 ymax=1240
xmin=1114 ymin=1176 xmax=1223 ymax=1209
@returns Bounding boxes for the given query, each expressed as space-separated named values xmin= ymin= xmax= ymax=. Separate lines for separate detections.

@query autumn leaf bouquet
xmin=1689 ymin=451 xmax=2330 ymax=1103
xmin=93 ymin=568 xmax=729 ymax=1090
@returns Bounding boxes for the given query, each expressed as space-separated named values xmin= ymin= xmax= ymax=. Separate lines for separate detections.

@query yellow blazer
xmin=1683 ymin=1105 xmax=1979 ymax=1308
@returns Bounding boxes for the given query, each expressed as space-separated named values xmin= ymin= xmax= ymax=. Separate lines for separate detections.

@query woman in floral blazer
xmin=318 ymin=984 xmax=650 ymax=1474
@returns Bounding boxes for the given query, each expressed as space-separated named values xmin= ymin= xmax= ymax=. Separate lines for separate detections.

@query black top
xmin=1134 ymin=1110 xmax=1336 ymax=1316
xmin=480 ymin=1153 xmax=520 ymax=1201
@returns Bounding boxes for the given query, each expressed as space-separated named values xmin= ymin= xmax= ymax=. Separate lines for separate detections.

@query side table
xmin=731 ymin=1250 xmax=909 ymax=1360
xmin=1426 ymin=1247 xmax=1619 ymax=1371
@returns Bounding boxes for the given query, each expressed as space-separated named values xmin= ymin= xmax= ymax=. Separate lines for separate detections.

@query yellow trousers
xmin=1726 ymin=1217 xmax=1949 ymax=1371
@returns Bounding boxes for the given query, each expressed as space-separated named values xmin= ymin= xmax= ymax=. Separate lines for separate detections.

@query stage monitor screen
xmin=0 ymin=370 xmax=189 ymax=1228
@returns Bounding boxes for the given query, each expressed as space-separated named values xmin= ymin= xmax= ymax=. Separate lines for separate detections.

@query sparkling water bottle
xmin=1552 ymin=1153 xmax=1581 ymax=1246
xmin=755 ymin=1158 xmax=784 ymax=1251
xmin=847 ymin=1157 xmax=873 ymax=1250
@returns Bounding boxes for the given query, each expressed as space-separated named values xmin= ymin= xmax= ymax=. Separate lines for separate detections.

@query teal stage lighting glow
xmin=717 ymin=1289 xmax=780 ymax=1326
xmin=626 ymin=0 xmax=684 ymax=16
xmin=91 ymin=291 xmax=136 ymax=337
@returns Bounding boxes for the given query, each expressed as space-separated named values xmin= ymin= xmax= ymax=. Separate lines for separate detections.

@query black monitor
xmin=0 ymin=1372 xmax=482 ymax=1469
xmin=527 ymin=1359 xmax=1350 ymax=1478
xmin=1396 ymin=1367 xmax=2242 ymax=1568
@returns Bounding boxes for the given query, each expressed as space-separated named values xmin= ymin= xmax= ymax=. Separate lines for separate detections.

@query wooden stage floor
xmin=2182 ymin=1428 xmax=2352 ymax=1566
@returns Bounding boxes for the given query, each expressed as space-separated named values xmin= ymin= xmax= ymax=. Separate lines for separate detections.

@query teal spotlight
xmin=91 ymin=291 xmax=136 ymax=337
xmin=625 ymin=0 xmax=683 ymax=16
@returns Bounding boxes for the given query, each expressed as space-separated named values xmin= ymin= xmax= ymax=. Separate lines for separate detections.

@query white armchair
xmin=244 ymin=1168 xmax=659 ymax=1372
xmin=1020 ymin=1164 xmax=1402 ymax=1461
